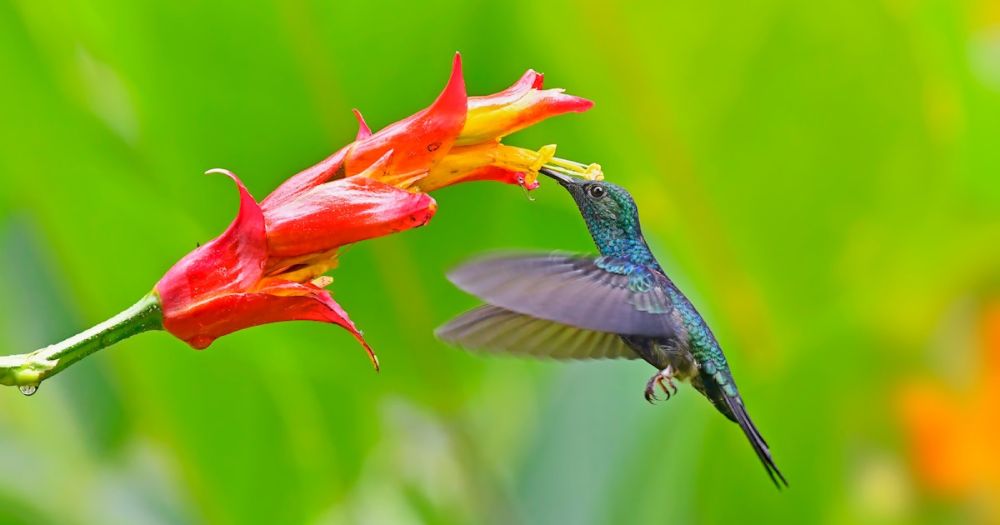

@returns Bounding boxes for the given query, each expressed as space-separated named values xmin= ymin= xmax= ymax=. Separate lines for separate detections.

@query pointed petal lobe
xmin=353 ymin=108 xmax=372 ymax=140
xmin=161 ymin=280 xmax=378 ymax=369
xmin=156 ymin=169 xmax=267 ymax=315
xmin=344 ymin=53 xmax=467 ymax=176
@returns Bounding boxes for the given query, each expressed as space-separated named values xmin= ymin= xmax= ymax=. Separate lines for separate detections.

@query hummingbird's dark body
xmin=437 ymin=169 xmax=786 ymax=487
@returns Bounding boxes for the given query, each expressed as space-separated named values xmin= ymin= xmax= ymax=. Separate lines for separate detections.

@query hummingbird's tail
xmin=723 ymin=392 xmax=788 ymax=489
xmin=696 ymin=372 xmax=788 ymax=489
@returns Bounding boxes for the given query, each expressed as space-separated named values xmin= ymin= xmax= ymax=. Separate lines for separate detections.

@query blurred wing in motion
xmin=447 ymin=252 xmax=676 ymax=338
xmin=436 ymin=305 xmax=640 ymax=360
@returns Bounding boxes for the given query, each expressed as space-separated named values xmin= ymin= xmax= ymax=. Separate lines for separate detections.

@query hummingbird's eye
xmin=587 ymin=185 xmax=607 ymax=199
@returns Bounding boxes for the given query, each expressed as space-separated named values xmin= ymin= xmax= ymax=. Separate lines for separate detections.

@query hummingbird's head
xmin=539 ymin=168 xmax=647 ymax=259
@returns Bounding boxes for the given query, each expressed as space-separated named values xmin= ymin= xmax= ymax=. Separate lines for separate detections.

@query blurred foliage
xmin=0 ymin=0 xmax=998 ymax=524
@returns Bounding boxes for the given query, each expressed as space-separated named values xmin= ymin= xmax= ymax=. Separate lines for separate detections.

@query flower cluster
xmin=154 ymin=54 xmax=597 ymax=368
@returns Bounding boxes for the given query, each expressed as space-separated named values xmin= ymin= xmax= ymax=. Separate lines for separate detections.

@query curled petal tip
xmin=156 ymin=165 xmax=265 ymax=323
xmin=201 ymin=168 xmax=257 ymax=204
xmin=203 ymin=169 xmax=256 ymax=198
xmin=352 ymin=328 xmax=380 ymax=371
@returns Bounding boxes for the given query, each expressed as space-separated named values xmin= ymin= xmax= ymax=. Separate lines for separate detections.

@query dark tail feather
xmin=721 ymin=393 xmax=788 ymax=489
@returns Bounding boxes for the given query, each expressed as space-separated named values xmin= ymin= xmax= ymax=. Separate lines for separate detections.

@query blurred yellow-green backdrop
xmin=1 ymin=1 xmax=998 ymax=524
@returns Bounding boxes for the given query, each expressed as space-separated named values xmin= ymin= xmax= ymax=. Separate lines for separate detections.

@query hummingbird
xmin=436 ymin=168 xmax=787 ymax=488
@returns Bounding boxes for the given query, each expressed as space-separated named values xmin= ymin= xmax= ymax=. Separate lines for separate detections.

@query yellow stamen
xmin=264 ymin=248 xmax=341 ymax=286
xmin=543 ymin=156 xmax=604 ymax=181
xmin=417 ymin=142 xmax=560 ymax=192
xmin=490 ymin=143 xmax=554 ymax=171
xmin=492 ymin=143 xmax=555 ymax=188
xmin=416 ymin=142 xmax=600 ymax=192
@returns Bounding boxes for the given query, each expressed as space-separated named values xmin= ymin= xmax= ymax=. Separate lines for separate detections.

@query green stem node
xmin=0 ymin=293 xmax=163 ymax=390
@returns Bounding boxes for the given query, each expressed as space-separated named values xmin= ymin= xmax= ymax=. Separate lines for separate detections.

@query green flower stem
xmin=0 ymin=292 xmax=164 ymax=390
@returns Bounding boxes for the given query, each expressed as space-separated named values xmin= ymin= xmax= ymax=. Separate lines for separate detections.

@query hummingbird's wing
xmin=446 ymin=252 xmax=676 ymax=338
xmin=436 ymin=305 xmax=641 ymax=360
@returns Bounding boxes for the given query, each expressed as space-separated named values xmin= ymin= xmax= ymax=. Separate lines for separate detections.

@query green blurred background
xmin=1 ymin=1 xmax=998 ymax=523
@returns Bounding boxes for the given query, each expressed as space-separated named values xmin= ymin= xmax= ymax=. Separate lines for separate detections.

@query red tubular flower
xmin=156 ymin=54 xmax=597 ymax=369
xmin=155 ymin=166 xmax=435 ymax=369
xmin=265 ymin=53 xmax=601 ymax=203
xmin=414 ymin=66 xmax=596 ymax=192
xmin=0 ymin=54 xmax=602 ymax=392
xmin=260 ymin=55 xmax=467 ymax=210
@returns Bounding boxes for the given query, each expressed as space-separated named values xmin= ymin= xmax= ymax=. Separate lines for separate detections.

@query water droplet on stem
xmin=19 ymin=384 xmax=38 ymax=396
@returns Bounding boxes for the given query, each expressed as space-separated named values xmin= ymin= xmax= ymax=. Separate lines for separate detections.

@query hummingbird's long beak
xmin=538 ymin=167 xmax=576 ymax=187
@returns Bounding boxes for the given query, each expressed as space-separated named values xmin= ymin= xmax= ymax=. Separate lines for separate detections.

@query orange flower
xmin=898 ymin=299 xmax=1000 ymax=505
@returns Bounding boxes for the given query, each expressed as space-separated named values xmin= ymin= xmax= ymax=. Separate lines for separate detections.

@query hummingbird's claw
xmin=644 ymin=366 xmax=678 ymax=404
xmin=644 ymin=381 xmax=659 ymax=403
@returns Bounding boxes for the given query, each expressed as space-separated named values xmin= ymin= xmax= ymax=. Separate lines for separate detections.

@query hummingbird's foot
xmin=644 ymin=366 xmax=678 ymax=403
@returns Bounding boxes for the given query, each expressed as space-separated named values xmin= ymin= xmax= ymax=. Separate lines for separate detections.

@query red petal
xmin=467 ymin=69 xmax=543 ymax=110
xmin=495 ymin=89 xmax=593 ymax=137
xmin=264 ymin=175 xmax=437 ymax=258
xmin=459 ymin=67 xmax=593 ymax=146
xmin=344 ymin=53 xmax=467 ymax=176
xmin=531 ymin=72 xmax=545 ymax=89
xmin=156 ymin=169 xmax=266 ymax=316
xmin=261 ymin=145 xmax=349 ymax=211
xmin=353 ymin=108 xmax=372 ymax=140
xmin=161 ymin=281 xmax=379 ymax=369
xmin=458 ymin=87 xmax=593 ymax=146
